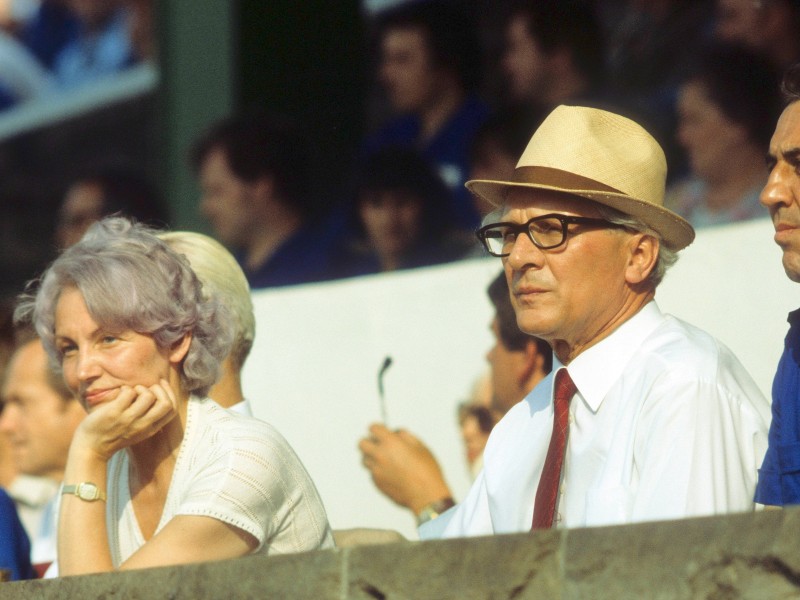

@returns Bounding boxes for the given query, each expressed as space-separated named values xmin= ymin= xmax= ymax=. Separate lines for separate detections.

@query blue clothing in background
xmin=20 ymin=2 xmax=80 ymax=70
xmin=236 ymin=221 xmax=340 ymax=289
xmin=52 ymin=8 xmax=135 ymax=89
xmin=755 ymin=308 xmax=800 ymax=505
xmin=363 ymin=95 xmax=490 ymax=230
xmin=0 ymin=488 xmax=34 ymax=581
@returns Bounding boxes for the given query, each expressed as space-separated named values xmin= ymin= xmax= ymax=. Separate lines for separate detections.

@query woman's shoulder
xmin=187 ymin=398 xmax=299 ymax=458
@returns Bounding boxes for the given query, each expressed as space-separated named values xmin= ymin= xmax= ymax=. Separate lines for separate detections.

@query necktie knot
xmin=553 ymin=368 xmax=577 ymax=411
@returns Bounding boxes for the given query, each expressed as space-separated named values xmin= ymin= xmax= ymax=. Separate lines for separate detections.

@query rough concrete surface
xmin=2 ymin=509 xmax=799 ymax=599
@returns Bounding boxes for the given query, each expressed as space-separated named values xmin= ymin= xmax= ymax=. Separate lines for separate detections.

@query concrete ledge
xmin=4 ymin=508 xmax=800 ymax=599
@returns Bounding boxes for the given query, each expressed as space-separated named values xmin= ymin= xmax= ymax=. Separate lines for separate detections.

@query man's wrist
xmin=415 ymin=497 xmax=455 ymax=526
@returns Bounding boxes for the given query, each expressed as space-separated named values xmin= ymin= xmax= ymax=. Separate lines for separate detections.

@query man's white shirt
xmin=421 ymin=301 xmax=770 ymax=539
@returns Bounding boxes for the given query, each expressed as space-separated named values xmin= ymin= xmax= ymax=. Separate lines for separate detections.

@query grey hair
xmin=16 ymin=217 xmax=233 ymax=397
xmin=158 ymin=231 xmax=255 ymax=371
xmin=594 ymin=204 xmax=678 ymax=288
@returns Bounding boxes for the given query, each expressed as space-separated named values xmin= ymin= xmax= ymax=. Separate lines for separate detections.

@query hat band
xmin=513 ymin=167 xmax=624 ymax=196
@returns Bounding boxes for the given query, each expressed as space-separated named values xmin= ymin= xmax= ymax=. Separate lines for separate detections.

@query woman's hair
xmin=158 ymin=231 xmax=255 ymax=372
xmin=16 ymin=217 xmax=232 ymax=396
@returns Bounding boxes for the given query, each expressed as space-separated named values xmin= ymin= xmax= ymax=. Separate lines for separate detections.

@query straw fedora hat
xmin=466 ymin=105 xmax=695 ymax=251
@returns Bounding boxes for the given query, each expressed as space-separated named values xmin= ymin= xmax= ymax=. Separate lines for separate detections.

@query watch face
xmin=78 ymin=482 xmax=98 ymax=500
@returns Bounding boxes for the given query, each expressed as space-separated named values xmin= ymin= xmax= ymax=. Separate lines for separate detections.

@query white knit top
xmin=106 ymin=397 xmax=333 ymax=566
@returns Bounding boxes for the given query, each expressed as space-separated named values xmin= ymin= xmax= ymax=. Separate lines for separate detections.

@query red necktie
xmin=531 ymin=368 xmax=577 ymax=530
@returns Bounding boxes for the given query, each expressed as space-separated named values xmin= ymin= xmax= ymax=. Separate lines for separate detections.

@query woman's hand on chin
xmin=74 ymin=379 xmax=180 ymax=461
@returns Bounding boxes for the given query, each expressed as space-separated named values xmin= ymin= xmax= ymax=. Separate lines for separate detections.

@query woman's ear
xmin=169 ymin=333 xmax=192 ymax=364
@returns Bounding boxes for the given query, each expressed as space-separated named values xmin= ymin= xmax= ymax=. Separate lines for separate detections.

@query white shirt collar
xmin=559 ymin=301 xmax=665 ymax=412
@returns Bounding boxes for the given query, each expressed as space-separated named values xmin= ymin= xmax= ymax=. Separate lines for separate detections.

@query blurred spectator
xmin=468 ymin=107 xmax=545 ymax=219
xmin=500 ymin=0 xmax=607 ymax=111
xmin=334 ymin=146 xmax=474 ymax=276
xmin=0 ymin=300 xmax=18 ymax=493
xmin=0 ymin=28 xmax=51 ymax=109
xmin=55 ymin=162 xmax=166 ymax=248
xmin=0 ymin=302 xmax=57 ymax=566
xmin=666 ymin=44 xmax=780 ymax=227
xmin=714 ymin=0 xmax=800 ymax=71
xmin=126 ymin=0 xmax=154 ymax=62
xmin=0 ymin=488 xmax=34 ymax=581
xmin=51 ymin=0 xmax=139 ymax=89
xmin=364 ymin=0 xmax=489 ymax=229
xmin=17 ymin=0 xmax=79 ymax=71
xmin=158 ymin=231 xmax=255 ymax=417
xmin=191 ymin=111 xmax=341 ymax=288
xmin=456 ymin=372 xmax=497 ymax=478
xmin=603 ymin=0 xmax=715 ymax=180
xmin=359 ymin=271 xmax=552 ymax=524
xmin=0 ymin=330 xmax=85 ymax=575
xmin=0 ymin=0 xmax=43 ymax=33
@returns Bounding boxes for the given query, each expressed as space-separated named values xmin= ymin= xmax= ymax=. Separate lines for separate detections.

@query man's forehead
xmin=771 ymin=101 xmax=800 ymax=155
xmin=500 ymin=188 xmax=602 ymax=217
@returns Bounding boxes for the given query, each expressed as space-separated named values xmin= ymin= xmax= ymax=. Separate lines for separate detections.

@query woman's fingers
xmin=80 ymin=381 xmax=180 ymax=455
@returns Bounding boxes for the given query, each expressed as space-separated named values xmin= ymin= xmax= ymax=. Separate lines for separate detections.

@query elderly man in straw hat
xmin=420 ymin=105 xmax=771 ymax=539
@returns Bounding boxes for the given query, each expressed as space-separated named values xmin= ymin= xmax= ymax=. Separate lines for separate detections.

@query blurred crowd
xmin=0 ymin=0 xmax=152 ymax=109
xmin=0 ymin=0 xmax=793 ymax=300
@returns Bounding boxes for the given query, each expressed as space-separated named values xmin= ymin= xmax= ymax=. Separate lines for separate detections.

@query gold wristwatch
xmin=62 ymin=482 xmax=106 ymax=502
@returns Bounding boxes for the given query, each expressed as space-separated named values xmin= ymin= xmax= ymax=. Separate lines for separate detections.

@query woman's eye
xmin=101 ymin=335 xmax=118 ymax=345
xmin=58 ymin=345 xmax=77 ymax=358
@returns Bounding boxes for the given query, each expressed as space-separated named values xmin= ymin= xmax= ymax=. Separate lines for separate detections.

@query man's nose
xmin=504 ymin=231 xmax=543 ymax=269
xmin=761 ymin=164 xmax=794 ymax=209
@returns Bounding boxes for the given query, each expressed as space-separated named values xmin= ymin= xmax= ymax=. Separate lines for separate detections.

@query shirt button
xmin=568 ymin=413 xmax=575 ymax=424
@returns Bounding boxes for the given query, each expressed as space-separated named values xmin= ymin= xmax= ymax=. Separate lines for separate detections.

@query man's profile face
xmin=379 ymin=27 xmax=438 ymax=113
xmin=500 ymin=188 xmax=631 ymax=350
xmin=761 ymin=101 xmax=800 ymax=282
xmin=485 ymin=316 xmax=525 ymax=414
xmin=198 ymin=147 xmax=259 ymax=248
xmin=0 ymin=340 xmax=84 ymax=480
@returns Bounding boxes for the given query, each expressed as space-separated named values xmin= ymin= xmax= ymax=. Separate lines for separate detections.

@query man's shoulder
xmin=635 ymin=314 xmax=766 ymax=402
xmin=631 ymin=310 xmax=742 ymax=362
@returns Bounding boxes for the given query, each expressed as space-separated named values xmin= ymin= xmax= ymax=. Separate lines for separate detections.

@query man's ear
xmin=624 ymin=233 xmax=659 ymax=285
xmin=169 ymin=333 xmax=192 ymax=365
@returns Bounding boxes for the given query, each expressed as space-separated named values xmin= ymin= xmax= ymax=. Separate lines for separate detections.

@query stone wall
xmin=3 ymin=508 xmax=799 ymax=599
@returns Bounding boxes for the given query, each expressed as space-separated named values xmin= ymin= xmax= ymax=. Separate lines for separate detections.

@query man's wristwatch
xmin=62 ymin=482 xmax=106 ymax=502
xmin=416 ymin=497 xmax=455 ymax=526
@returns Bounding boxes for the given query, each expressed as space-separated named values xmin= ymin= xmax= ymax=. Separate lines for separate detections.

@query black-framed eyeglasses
xmin=475 ymin=213 xmax=627 ymax=257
